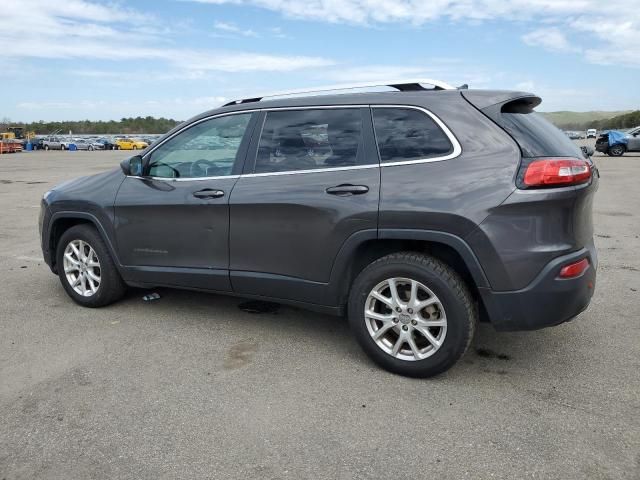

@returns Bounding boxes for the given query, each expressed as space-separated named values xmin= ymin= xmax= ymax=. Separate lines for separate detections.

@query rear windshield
xmin=491 ymin=101 xmax=584 ymax=158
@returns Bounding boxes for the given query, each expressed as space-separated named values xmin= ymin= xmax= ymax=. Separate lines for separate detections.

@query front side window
xmin=254 ymin=109 xmax=363 ymax=174
xmin=372 ymin=108 xmax=453 ymax=163
xmin=148 ymin=113 xmax=251 ymax=178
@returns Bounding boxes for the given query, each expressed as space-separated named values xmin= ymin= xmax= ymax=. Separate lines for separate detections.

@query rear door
xmin=114 ymin=112 xmax=256 ymax=291
xmin=228 ymin=107 xmax=380 ymax=304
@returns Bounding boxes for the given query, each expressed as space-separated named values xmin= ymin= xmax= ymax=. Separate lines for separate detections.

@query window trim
xmin=371 ymin=105 xmax=462 ymax=167
xmin=133 ymin=104 xmax=461 ymax=182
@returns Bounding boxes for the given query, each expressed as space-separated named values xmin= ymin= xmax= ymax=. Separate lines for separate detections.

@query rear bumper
xmin=480 ymin=243 xmax=597 ymax=331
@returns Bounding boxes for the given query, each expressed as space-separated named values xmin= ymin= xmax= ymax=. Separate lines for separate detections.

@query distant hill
xmin=540 ymin=111 xmax=632 ymax=130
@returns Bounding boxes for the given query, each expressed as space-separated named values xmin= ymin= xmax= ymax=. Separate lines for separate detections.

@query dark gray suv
xmin=39 ymin=80 xmax=598 ymax=377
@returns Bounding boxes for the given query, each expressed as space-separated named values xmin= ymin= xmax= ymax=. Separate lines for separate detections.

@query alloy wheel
xmin=364 ymin=277 xmax=447 ymax=361
xmin=63 ymin=239 xmax=101 ymax=297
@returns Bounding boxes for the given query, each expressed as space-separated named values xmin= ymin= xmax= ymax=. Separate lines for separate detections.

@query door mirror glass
xmin=121 ymin=155 xmax=143 ymax=176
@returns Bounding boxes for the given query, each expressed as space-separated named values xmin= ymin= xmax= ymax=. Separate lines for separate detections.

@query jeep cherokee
xmin=39 ymin=79 xmax=598 ymax=377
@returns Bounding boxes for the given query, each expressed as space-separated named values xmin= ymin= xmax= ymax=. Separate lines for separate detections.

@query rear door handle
xmin=325 ymin=184 xmax=369 ymax=196
xmin=193 ymin=188 xmax=224 ymax=199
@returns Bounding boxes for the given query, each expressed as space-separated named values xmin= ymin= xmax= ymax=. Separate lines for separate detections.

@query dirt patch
xmin=223 ymin=340 xmax=259 ymax=370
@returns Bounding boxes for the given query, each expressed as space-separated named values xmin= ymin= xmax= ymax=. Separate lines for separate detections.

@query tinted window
xmin=372 ymin=108 xmax=453 ymax=163
xmin=494 ymin=102 xmax=584 ymax=158
xmin=254 ymin=109 xmax=363 ymax=174
xmin=148 ymin=113 xmax=251 ymax=178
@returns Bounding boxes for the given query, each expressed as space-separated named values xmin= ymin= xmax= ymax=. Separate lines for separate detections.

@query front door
xmin=114 ymin=112 xmax=256 ymax=291
xmin=228 ymin=107 xmax=380 ymax=304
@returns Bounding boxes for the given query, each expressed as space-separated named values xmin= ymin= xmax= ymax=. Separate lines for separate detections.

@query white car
xmin=586 ymin=128 xmax=597 ymax=139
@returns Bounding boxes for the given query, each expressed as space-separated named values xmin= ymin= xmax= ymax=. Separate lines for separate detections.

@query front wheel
xmin=348 ymin=252 xmax=476 ymax=378
xmin=608 ymin=144 xmax=625 ymax=156
xmin=56 ymin=225 xmax=126 ymax=307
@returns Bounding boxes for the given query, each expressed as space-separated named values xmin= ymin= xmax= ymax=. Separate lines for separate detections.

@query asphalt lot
xmin=1 ymin=145 xmax=639 ymax=479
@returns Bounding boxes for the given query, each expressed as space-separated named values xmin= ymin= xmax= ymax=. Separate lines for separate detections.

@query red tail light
xmin=522 ymin=158 xmax=592 ymax=188
xmin=558 ymin=258 xmax=589 ymax=279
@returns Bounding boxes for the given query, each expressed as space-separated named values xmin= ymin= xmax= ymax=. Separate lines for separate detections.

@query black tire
xmin=608 ymin=145 xmax=625 ymax=157
xmin=88 ymin=145 xmax=94 ymax=151
xmin=132 ymin=145 xmax=137 ymax=150
xmin=44 ymin=145 xmax=49 ymax=151
xmin=348 ymin=252 xmax=477 ymax=378
xmin=56 ymin=224 xmax=126 ymax=307
xmin=61 ymin=144 xmax=66 ymax=150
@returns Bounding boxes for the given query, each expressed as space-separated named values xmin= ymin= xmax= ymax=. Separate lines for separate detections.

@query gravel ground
xmin=0 ymin=145 xmax=639 ymax=479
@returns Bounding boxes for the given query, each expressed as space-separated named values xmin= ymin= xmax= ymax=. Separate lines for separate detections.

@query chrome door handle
xmin=193 ymin=189 xmax=224 ymax=199
xmin=325 ymin=184 xmax=369 ymax=196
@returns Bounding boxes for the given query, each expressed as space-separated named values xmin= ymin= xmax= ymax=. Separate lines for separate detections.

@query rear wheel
xmin=56 ymin=225 xmax=125 ymax=307
xmin=44 ymin=145 xmax=49 ymax=151
xmin=348 ymin=252 xmax=476 ymax=378
xmin=608 ymin=144 xmax=625 ymax=156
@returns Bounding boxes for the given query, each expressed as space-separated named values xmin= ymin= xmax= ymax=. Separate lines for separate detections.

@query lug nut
xmin=411 ymin=320 xmax=417 ymax=326
xmin=402 ymin=325 xmax=409 ymax=331
xmin=393 ymin=318 xmax=399 ymax=323
xmin=395 ymin=307 xmax=402 ymax=313
xmin=407 ymin=308 xmax=413 ymax=314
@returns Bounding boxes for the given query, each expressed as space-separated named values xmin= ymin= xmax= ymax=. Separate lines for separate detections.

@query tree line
xmin=589 ymin=110 xmax=640 ymax=131
xmin=552 ymin=110 xmax=640 ymax=131
xmin=3 ymin=117 xmax=182 ymax=135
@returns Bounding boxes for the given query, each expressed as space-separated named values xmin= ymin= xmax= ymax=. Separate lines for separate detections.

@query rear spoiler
xmin=461 ymin=90 xmax=542 ymax=127
xmin=461 ymin=90 xmax=541 ymax=110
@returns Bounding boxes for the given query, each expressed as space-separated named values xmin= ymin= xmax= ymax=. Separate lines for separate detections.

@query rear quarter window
xmin=492 ymin=102 xmax=584 ymax=158
xmin=372 ymin=107 xmax=454 ymax=163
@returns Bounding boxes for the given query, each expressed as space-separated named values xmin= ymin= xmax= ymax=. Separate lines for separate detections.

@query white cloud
xmin=0 ymin=0 xmax=333 ymax=73
xmin=522 ymin=28 xmax=579 ymax=53
xmin=187 ymin=0 xmax=640 ymax=67
xmin=214 ymin=21 xmax=259 ymax=36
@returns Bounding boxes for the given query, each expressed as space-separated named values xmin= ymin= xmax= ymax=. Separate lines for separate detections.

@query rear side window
xmin=254 ymin=109 xmax=364 ymax=174
xmin=372 ymin=108 xmax=453 ymax=163
xmin=492 ymin=102 xmax=584 ymax=158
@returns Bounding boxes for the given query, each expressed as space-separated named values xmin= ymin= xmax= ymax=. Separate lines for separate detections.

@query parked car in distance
xmin=39 ymin=80 xmax=599 ymax=377
xmin=96 ymin=138 xmax=118 ymax=150
xmin=73 ymin=139 xmax=102 ymax=151
xmin=115 ymin=138 xmax=148 ymax=150
xmin=565 ymin=131 xmax=582 ymax=140
xmin=595 ymin=126 xmax=640 ymax=156
xmin=42 ymin=136 xmax=63 ymax=150
xmin=60 ymin=138 xmax=75 ymax=150
xmin=28 ymin=137 xmax=44 ymax=150
xmin=586 ymin=128 xmax=597 ymax=138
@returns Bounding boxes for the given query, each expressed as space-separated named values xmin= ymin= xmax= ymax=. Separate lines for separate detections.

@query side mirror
xmin=120 ymin=155 xmax=144 ymax=176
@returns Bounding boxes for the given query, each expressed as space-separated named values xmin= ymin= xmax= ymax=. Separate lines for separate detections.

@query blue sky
xmin=2 ymin=0 xmax=639 ymax=121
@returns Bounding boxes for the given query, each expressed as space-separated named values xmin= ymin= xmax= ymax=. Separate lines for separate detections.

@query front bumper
xmin=480 ymin=243 xmax=597 ymax=331
xmin=39 ymin=198 xmax=54 ymax=271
